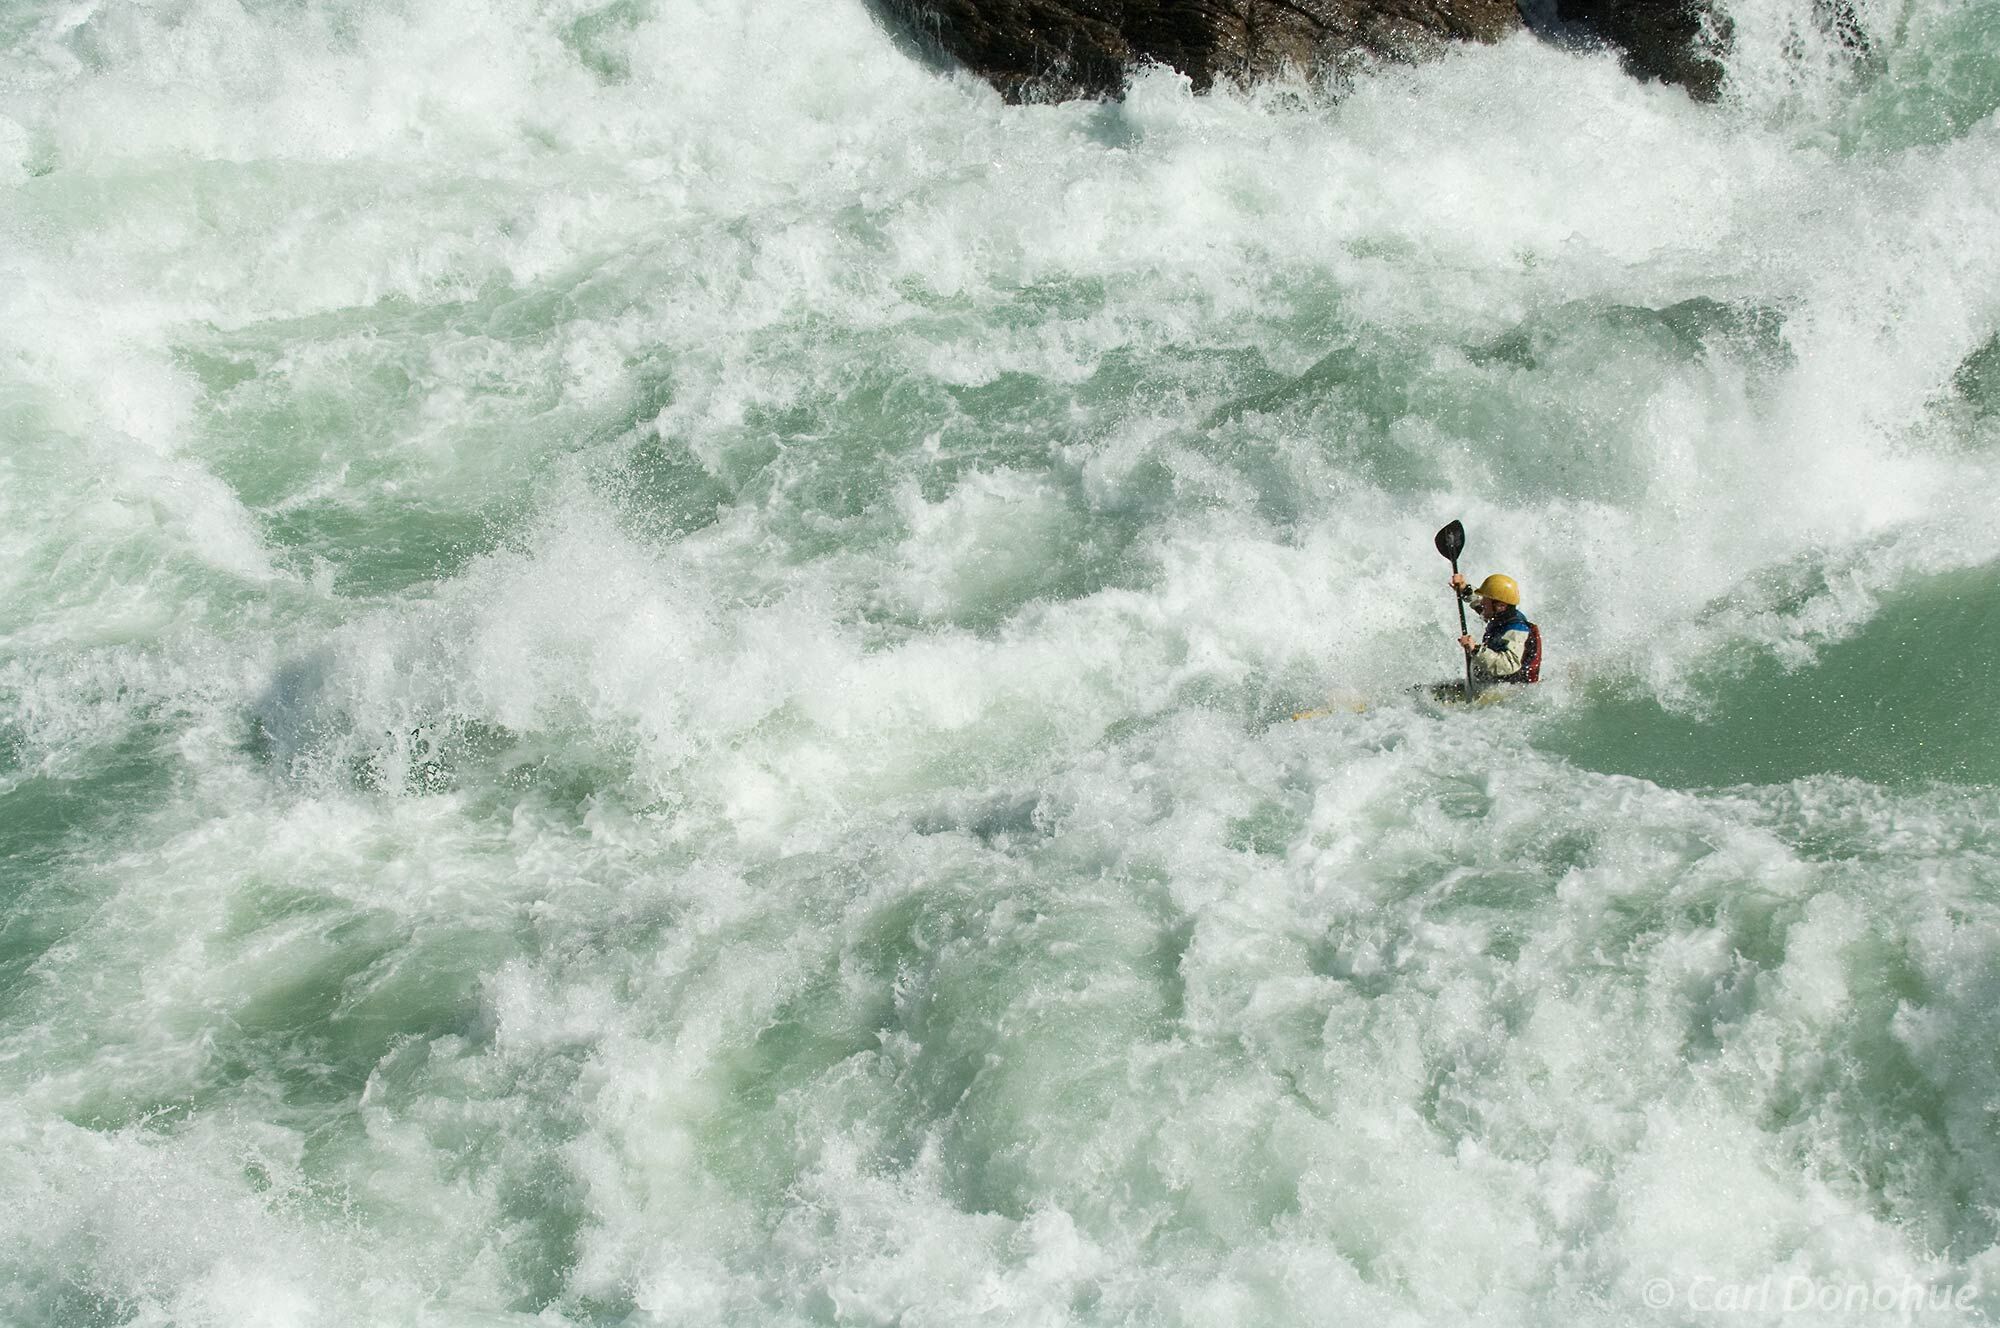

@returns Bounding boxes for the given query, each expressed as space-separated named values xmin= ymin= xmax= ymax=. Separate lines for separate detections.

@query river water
xmin=4 ymin=0 xmax=2000 ymax=1323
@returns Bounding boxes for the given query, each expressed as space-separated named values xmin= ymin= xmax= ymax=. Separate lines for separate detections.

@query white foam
xmin=6 ymin=0 xmax=2000 ymax=1320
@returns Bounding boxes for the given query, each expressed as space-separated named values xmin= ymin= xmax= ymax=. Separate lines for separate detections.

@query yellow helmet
xmin=1474 ymin=574 xmax=1521 ymax=606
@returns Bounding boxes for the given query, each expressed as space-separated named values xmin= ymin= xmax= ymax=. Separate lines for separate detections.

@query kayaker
xmin=1449 ymin=573 xmax=1541 ymax=685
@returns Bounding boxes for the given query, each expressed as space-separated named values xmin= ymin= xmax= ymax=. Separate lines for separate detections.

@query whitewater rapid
xmin=4 ymin=0 xmax=2000 ymax=1323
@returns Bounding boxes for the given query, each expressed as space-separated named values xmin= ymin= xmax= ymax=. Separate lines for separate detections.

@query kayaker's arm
xmin=1468 ymin=624 xmax=1528 ymax=680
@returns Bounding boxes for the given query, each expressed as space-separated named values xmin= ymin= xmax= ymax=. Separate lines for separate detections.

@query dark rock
xmin=868 ymin=0 xmax=1522 ymax=103
xmin=1209 ymin=0 xmax=1526 ymax=86
xmin=1552 ymin=0 xmax=1872 ymax=104
xmin=869 ymin=1 xmax=1128 ymax=103
xmin=870 ymin=0 xmax=1877 ymax=106
xmin=1550 ymin=0 xmax=1730 ymax=101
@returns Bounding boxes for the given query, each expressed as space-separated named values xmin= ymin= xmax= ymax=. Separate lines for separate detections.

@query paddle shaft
xmin=1449 ymin=556 xmax=1476 ymax=699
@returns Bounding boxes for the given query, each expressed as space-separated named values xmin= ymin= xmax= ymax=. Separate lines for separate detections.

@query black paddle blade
xmin=1434 ymin=520 xmax=1465 ymax=562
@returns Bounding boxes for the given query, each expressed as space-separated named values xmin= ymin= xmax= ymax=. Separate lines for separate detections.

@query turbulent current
xmin=4 ymin=0 xmax=2000 ymax=1323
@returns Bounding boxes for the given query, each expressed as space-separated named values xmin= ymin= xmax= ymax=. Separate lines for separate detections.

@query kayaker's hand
xmin=1449 ymin=573 xmax=1468 ymax=592
xmin=1458 ymin=634 xmax=1476 ymax=653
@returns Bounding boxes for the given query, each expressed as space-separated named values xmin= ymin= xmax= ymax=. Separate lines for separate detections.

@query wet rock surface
xmin=1550 ymin=0 xmax=1728 ymax=102
xmin=871 ymin=0 xmax=1876 ymax=106
xmin=869 ymin=0 xmax=1522 ymax=102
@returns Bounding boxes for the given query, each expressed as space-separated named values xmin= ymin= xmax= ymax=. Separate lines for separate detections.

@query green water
xmin=4 ymin=0 xmax=2000 ymax=1324
xmin=1550 ymin=564 xmax=2000 ymax=788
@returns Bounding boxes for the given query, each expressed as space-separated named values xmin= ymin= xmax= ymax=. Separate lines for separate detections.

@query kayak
xmin=1290 ymin=692 xmax=1369 ymax=721
xmin=1422 ymin=681 xmax=1515 ymax=707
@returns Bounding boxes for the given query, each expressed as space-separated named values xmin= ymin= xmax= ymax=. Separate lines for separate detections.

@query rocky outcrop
xmin=872 ymin=0 xmax=1872 ymax=107
xmin=869 ymin=0 xmax=1523 ymax=103
xmin=1549 ymin=0 xmax=1729 ymax=102
xmin=1551 ymin=0 xmax=1869 ymax=103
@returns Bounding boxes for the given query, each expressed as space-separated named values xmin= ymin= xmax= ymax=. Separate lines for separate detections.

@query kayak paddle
xmin=1434 ymin=519 xmax=1476 ymax=701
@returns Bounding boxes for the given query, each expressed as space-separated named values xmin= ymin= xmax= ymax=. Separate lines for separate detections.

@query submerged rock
xmin=1957 ymin=334 xmax=2000 ymax=420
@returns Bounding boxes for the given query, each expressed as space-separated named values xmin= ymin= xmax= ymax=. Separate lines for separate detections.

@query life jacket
xmin=1483 ymin=607 xmax=1542 ymax=684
